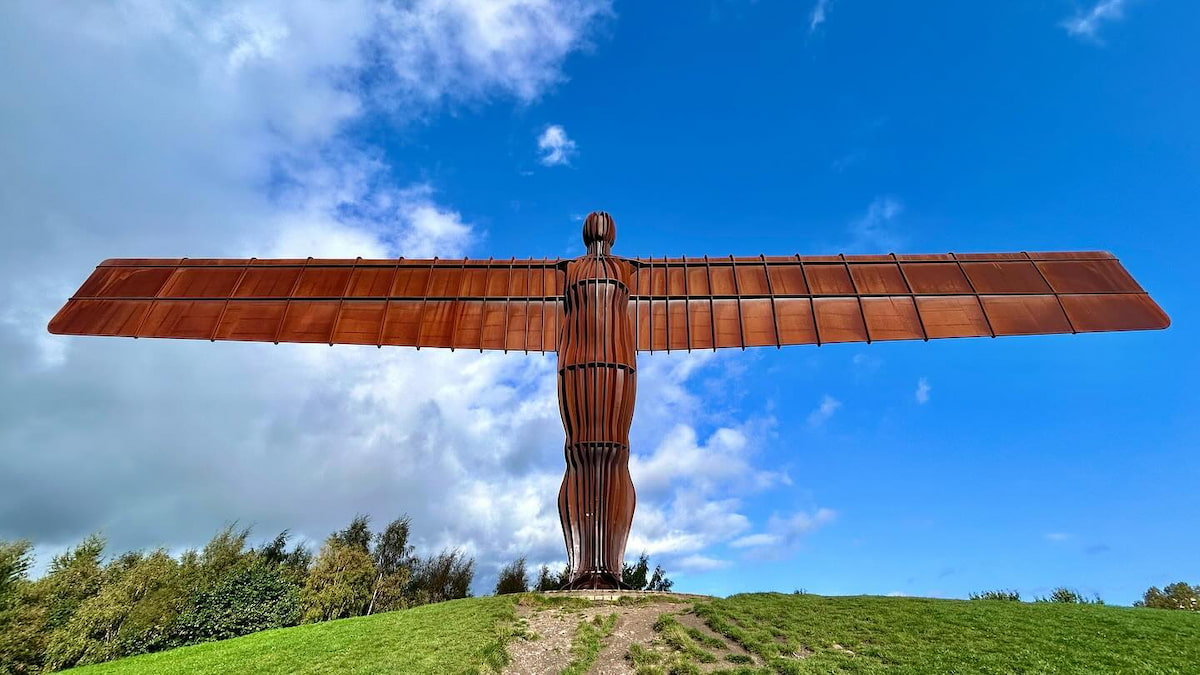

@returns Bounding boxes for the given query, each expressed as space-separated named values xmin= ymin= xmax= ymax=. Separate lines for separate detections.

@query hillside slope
xmin=65 ymin=593 xmax=1200 ymax=674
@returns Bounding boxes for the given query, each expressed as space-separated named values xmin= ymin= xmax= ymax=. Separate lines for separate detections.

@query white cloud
xmin=1045 ymin=532 xmax=1072 ymax=542
xmin=807 ymin=395 xmax=841 ymax=427
xmin=675 ymin=554 xmax=732 ymax=573
xmin=729 ymin=508 xmax=837 ymax=556
xmin=809 ymin=0 xmax=830 ymax=34
xmin=915 ymin=377 xmax=931 ymax=405
xmin=847 ymin=197 xmax=903 ymax=252
xmin=0 ymin=0 xmax=827 ymax=593
xmin=537 ymin=124 xmax=577 ymax=166
xmin=0 ymin=0 xmax=610 ymax=591
xmin=1061 ymin=0 xmax=1129 ymax=42
xmin=729 ymin=533 xmax=780 ymax=549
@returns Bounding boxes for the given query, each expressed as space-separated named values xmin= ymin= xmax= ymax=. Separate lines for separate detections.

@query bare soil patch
xmin=504 ymin=594 xmax=765 ymax=675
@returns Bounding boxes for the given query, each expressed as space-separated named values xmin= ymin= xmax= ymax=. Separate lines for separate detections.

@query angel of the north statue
xmin=48 ymin=211 xmax=1169 ymax=590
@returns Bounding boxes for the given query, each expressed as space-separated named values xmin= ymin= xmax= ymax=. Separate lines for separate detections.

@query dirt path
xmin=503 ymin=595 xmax=763 ymax=675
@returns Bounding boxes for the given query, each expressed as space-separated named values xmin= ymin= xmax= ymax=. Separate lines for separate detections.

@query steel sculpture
xmin=48 ymin=211 xmax=1170 ymax=589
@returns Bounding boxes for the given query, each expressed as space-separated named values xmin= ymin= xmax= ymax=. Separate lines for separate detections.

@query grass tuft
xmin=560 ymin=612 xmax=618 ymax=675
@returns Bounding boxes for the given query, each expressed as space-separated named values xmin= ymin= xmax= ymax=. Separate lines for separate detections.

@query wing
xmin=628 ymin=252 xmax=1169 ymax=352
xmin=48 ymin=257 xmax=565 ymax=352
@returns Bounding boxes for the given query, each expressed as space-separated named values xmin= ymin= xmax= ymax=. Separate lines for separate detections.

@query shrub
xmin=494 ymin=557 xmax=529 ymax=595
xmin=1035 ymin=587 xmax=1103 ymax=604
xmin=969 ymin=589 xmax=1021 ymax=602
xmin=1135 ymin=582 xmax=1200 ymax=611
xmin=170 ymin=562 xmax=300 ymax=647
xmin=621 ymin=553 xmax=674 ymax=592
xmin=410 ymin=548 xmax=474 ymax=605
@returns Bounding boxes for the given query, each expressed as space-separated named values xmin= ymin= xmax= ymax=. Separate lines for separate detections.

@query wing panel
xmin=813 ymin=297 xmax=868 ymax=343
xmin=981 ymin=295 xmax=1073 ymax=336
xmin=214 ymin=301 xmax=288 ymax=341
xmin=862 ymin=296 xmax=925 ymax=341
xmin=331 ymin=301 xmax=386 ymax=345
xmin=51 ymin=258 xmax=563 ymax=352
xmin=139 ymin=300 xmax=225 ymax=339
xmin=49 ymin=299 xmax=151 ymax=336
xmin=1059 ymin=294 xmax=1170 ymax=332
xmin=627 ymin=252 xmax=1165 ymax=351
xmin=740 ymin=298 xmax=777 ymax=347
xmin=849 ymin=264 xmax=909 ymax=295
xmin=914 ymin=296 xmax=992 ymax=339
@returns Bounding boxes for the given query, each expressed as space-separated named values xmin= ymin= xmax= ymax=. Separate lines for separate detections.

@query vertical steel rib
xmin=413 ymin=257 xmax=439 ymax=350
xmin=761 ymin=254 xmax=781 ymax=348
xmin=951 ymin=252 xmax=996 ymax=338
xmin=273 ymin=257 xmax=311 ymax=345
xmin=133 ymin=257 xmax=186 ymax=339
xmin=327 ymin=257 xmax=360 ymax=346
xmin=211 ymin=257 xmax=255 ymax=342
xmin=893 ymin=253 xmax=929 ymax=341
xmin=376 ymin=257 xmax=405 ymax=348
xmin=1026 ymin=251 xmax=1077 ymax=334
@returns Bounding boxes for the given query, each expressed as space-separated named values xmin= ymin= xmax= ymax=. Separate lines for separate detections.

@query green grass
xmin=60 ymin=592 xmax=1200 ymax=674
xmin=695 ymin=593 xmax=1200 ymax=674
xmin=561 ymin=613 xmax=618 ymax=675
xmin=65 ymin=596 xmax=517 ymax=675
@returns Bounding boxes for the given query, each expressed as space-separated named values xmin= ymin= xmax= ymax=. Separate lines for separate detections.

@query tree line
xmin=492 ymin=552 xmax=674 ymax=594
xmin=970 ymin=582 xmax=1200 ymax=609
xmin=0 ymin=514 xmax=474 ymax=673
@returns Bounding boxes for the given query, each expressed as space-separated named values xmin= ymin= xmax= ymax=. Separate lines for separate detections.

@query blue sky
xmin=1 ymin=0 xmax=1197 ymax=605
xmin=368 ymin=1 xmax=1199 ymax=601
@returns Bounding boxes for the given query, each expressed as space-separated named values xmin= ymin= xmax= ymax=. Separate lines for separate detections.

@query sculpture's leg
xmin=557 ymin=364 xmax=636 ymax=589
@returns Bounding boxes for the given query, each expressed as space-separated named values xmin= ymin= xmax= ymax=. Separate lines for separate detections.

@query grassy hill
xmin=64 ymin=593 xmax=1200 ymax=674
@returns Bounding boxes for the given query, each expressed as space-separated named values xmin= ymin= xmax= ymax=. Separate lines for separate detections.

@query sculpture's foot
xmin=559 ymin=570 xmax=629 ymax=591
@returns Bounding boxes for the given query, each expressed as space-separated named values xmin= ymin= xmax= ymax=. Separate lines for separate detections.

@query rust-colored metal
xmin=47 ymin=212 xmax=1171 ymax=590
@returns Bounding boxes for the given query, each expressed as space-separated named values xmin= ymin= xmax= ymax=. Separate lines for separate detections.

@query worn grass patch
xmin=561 ymin=612 xmax=618 ymax=675
xmin=65 ymin=596 xmax=518 ymax=675
xmin=694 ymin=593 xmax=1200 ymax=674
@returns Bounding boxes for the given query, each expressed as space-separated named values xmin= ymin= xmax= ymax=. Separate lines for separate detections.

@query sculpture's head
xmin=583 ymin=211 xmax=616 ymax=255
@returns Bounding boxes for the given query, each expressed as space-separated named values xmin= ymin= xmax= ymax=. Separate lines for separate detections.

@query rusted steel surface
xmin=48 ymin=257 xmax=566 ymax=352
xmin=556 ymin=212 xmax=638 ymax=589
xmin=627 ymin=252 xmax=1168 ymax=351
xmin=47 ymin=212 xmax=1171 ymax=590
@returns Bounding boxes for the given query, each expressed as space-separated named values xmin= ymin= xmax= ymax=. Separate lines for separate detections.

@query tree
xmin=494 ymin=557 xmax=529 ymax=595
xmin=38 ymin=533 xmax=107 ymax=630
xmin=646 ymin=563 xmax=674 ymax=593
xmin=534 ymin=564 xmax=560 ymax=592
xmin=300 ymin=540 xmax=375 ymax=623
xmin=254 ymin=530 xmax=312 ymax=587
xmin=410 ymin=548 xmax=474 ymax=605
xmin=1135 ymin=582 xmax=1200 ymax=611
xmin=44 ymin=550 xmax=184 ymax=670
xmin=332 ymin=514 xmax=372 ymax=554
xmin=0 ymin=539 xmax=46 ymax=675
xmin=621 ymin=553 xmax=673 ymax=592
xmin=0 ymin=539 xmax=33 ymax=605
xmin=368 ymin=516 xmax=415 ymax=615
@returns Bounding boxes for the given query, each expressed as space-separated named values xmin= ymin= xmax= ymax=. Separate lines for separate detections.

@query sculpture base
xmin=559 ymin=570 xmax=629 ymax=591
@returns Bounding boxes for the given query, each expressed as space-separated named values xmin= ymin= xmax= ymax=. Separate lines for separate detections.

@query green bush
xmin=1035 ymin=587 xmax=1103 ymax=604
xmin=1135 ymin=582 xmax=1200 ymax=611
xmin=494 ymin=557 xmax=529 ymax=595
xmin=169 ymin=562 xmax=300 ymax=647
xmin=970 ymin=589 xmax=1021 ymax=602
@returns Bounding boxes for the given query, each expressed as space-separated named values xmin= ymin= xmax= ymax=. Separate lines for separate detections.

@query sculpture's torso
xmin=555 ymin=253 xmax=637 ymax=589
